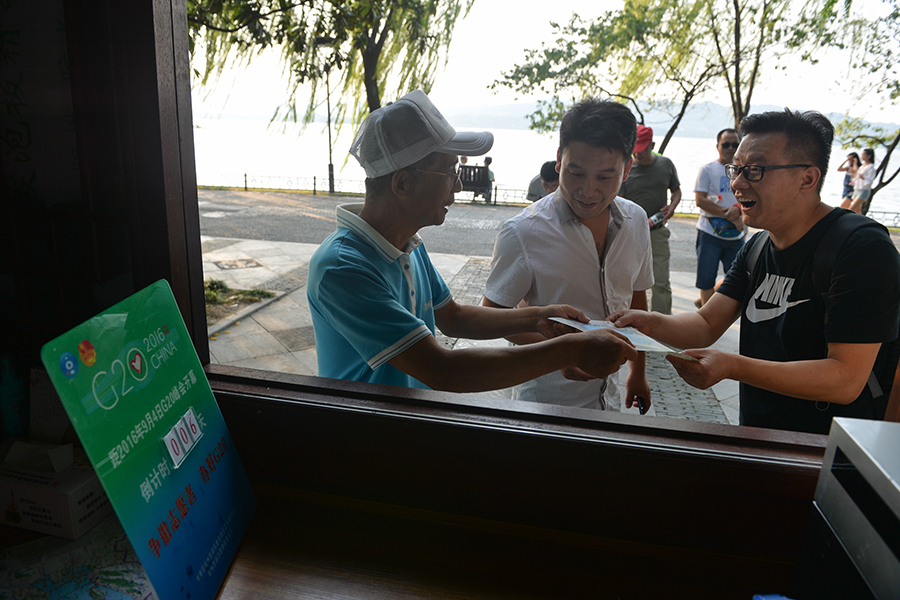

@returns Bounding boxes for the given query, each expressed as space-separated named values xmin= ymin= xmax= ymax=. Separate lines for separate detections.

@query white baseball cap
xmin=349 ymin=89 xmax=494 ymax=179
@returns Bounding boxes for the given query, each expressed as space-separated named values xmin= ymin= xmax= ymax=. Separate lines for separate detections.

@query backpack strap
xmin=810 ymin=210 xmax=886 ymax=298
xmin=744 ymin=229 xmax=768 ymax=278
xmin=811 ymin=210 xmax=891 ymax=399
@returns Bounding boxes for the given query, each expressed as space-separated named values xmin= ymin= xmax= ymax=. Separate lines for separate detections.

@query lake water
xmin=193 ymin=118 xmax=900 ymax=218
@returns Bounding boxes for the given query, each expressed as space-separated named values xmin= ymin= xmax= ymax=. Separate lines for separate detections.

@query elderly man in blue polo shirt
xmin=307 ymin=90 xmax=638 ymax=393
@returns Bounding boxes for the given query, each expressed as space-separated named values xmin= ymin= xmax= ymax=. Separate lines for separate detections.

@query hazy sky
xmin=192 ymin=0 xmax=900 ymax=124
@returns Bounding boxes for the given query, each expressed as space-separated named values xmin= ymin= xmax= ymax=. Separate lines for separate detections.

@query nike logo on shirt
xmin=745 ymin=273 xmax=811 ymax=323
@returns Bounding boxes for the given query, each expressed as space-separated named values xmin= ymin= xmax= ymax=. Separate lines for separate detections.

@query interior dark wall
xmin=0 ymin=0 xmax=206 ymax=385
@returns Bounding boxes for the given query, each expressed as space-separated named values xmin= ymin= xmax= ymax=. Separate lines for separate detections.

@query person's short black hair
xmin=717 ymin=128 xmax=738 ymax=143
xmin=484 ymin=156 xmax=492 ymax=166
xmin=559 ymin=98 xmax=637 ymax=161
xmin=739 ymin=109 xmax=834 ymax=192
xmin=540 ymin=160 xmax=558 ymax=182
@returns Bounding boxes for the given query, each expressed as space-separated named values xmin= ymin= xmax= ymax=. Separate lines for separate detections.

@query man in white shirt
xmin=483 ymin=98 xmax=654 ymax=412
xmin=694 ymin=129 xmax=746 ymax=307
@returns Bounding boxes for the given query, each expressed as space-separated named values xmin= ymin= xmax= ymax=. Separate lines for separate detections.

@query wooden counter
xmin=209 ymin=366 xmax=827 ymax=599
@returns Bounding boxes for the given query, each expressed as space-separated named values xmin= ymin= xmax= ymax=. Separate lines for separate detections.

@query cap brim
xmin=438 ymin=131 xmax=493 ymax=157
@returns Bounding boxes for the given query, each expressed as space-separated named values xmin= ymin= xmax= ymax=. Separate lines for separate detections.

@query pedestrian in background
xmin=693 ymin=129 xmax=745 ymax=308
xmin=618 ymin=125 xmax=682 ymax=314
xmin=526 ymin=160 xmax=560 ymax=201
xmin=838 ymin=152 xmax=860 ymax=209
xmin=849 ymin=148 xmax=876 ymax=214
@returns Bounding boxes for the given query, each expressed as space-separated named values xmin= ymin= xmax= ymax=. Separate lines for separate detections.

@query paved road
xmin=198 ymin=189 xmax=704 ymax=271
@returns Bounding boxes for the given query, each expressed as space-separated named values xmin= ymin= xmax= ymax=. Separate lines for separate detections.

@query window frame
xmin=54 ymin=0 xmax=833 ymax=452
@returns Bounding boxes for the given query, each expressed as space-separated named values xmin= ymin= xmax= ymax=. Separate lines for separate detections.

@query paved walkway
xmin=202 ymin=236 xmax=741 ymax=425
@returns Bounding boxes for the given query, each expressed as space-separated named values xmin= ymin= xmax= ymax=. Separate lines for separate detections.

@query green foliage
xmin=493 ymin=0 xmax=723 ymax=152
xmin=188 ymin=0 xmax=472 ymax=131
xmin=204 ymin=279 xmax=275 ymax=305
xmin=494 ymin=0 xmax=849 ymax=148
xmin=205 ymin=279 xmax=230 ymax=293
xmin=806 ymin=0 xmax=900 ymax=199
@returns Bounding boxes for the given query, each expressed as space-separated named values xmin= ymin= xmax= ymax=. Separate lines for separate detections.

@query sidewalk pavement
xmin=202 ymin=235 xmax=741 ymax=426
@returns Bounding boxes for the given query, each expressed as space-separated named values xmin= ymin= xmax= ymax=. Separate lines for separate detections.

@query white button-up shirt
xmin=485 ymin=192 xmax=654 ymax=409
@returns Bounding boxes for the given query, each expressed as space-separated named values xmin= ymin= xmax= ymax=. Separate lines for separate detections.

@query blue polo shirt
xmin=307 ymin=203 xmax=452 ymax=389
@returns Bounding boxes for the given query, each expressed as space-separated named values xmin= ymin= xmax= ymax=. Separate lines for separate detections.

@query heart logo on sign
xmin=130 ymin=352 xmax=143 ymax=375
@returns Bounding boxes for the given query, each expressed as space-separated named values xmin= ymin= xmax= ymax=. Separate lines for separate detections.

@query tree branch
xmin=733 ymin=0 xmax=742 ymax=126
xmin=707 ymin=0 xmax=738 ymax=126
xmin=373 ymin=4 xmax=398 ymax=55
xmin=743 ymin=0 xmax=771 ymax=117
xmin=188 ymin=1 xmax=309 ymax=34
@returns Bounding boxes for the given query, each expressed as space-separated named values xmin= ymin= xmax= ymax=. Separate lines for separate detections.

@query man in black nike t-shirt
xmin=609 ymin=109 xmax=900 ymax=434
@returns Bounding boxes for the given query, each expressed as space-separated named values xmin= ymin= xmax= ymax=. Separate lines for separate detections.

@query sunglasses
xmin=719 ymin=142 xmax=739 ymax=149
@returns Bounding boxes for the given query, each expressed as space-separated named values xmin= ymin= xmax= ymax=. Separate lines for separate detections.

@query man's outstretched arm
xmin=613 ymin=293 xmax=883 ymax=405
xmin=609 ymin=291 xmax=741 ymax=351
xmin=388 ymin=327 xmax=638 ymax=393
xmin=667 ymin=342 xmax=881 ymax=405
xmin=437 ymin=298 xmax=584 ymax=342
xmin=478 ymin=297 xmax=552 ymax=346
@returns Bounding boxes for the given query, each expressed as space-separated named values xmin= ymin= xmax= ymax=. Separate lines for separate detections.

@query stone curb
xmin=207 ymin=291 xmax=287 ymax=338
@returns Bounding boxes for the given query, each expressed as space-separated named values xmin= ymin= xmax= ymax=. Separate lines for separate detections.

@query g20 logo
xmin=92 ymin=349 xmax=148 ymax=411
xmin=60 ymin=352 xmax=78 ymax=379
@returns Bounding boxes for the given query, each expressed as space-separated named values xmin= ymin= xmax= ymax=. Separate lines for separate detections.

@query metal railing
xmin=200 ymin=173 xmax=367 ymax=195
xmin=197 ymin=173 xmax=900 ymax=228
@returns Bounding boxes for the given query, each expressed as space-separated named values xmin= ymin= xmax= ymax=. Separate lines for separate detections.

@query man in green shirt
xmin=618 ymin=125 xmax=682 ymax=314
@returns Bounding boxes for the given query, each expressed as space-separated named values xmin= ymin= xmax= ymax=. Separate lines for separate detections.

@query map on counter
xmin=0 ymin=514 xmax=154 ymax=600
xmin=549 ymin=317 xmax=699 ymax=361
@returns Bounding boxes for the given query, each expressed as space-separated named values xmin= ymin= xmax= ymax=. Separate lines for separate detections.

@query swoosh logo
xmin=745 ymin=273 xmax=811 ymax=323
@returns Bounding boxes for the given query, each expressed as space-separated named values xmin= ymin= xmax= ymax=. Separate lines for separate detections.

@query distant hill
xmin=270 ymin=98 xmax=900 ymax=141
xmin=440 ymin=100 xmax=898 ymax=141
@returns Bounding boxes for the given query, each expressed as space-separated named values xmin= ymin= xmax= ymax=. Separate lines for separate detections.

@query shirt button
xmin=404 ymin=265 xmax=409 ymax=270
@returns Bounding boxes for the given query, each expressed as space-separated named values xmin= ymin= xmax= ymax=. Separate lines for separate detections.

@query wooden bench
xmin=460 ymin=165 xmax=494 ymax=204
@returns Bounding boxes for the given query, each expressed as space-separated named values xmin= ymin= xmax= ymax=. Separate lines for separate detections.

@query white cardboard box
xmin=0 ymin=439 xmax=113 ymax=539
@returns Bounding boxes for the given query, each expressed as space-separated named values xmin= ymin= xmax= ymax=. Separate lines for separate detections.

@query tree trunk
xmin=659 ymin=91 xmax=696 ymax=154
xmin=732 ymin=0 xmax=742 ymax=130
xmin=362 ymin=46 xmax=381 ymax=112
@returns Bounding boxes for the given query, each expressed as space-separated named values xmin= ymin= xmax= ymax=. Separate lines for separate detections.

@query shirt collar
xmin=551 ymin=192 xmax=629 ymax=227
xmin=336 ymin=203 xmax=422 ymax=263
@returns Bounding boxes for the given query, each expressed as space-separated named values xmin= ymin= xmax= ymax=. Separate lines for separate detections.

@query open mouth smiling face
xmin=736 ymin=194 xmax=756 ymax=209
xmin=728 ymin=132 xmax=816 ymax=228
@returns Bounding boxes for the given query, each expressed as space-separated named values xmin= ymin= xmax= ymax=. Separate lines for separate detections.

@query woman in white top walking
xmin=849 ymin=148 xmax=876 ymax=214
